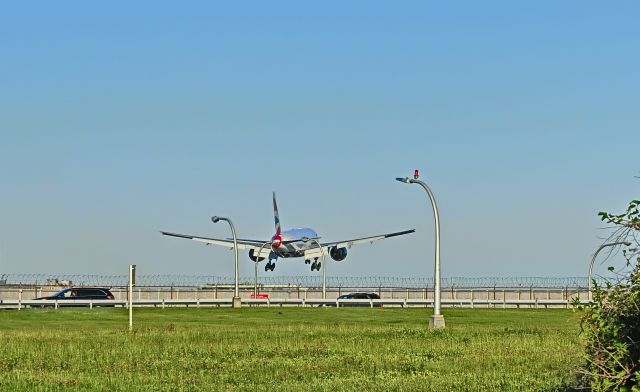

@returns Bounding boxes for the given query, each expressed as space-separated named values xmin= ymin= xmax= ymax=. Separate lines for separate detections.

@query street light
xmin=396 ymin=169 xmax=445 ymax=329
xmin=253 ymin=241 xmax=273 ymax=298
xmin=212 ymin=216 xmax=241 ymax=308
xmin=588 ymin=240 xmax=631 ymax=302
xmin=307 ymin=238 xmax=327 ymax=299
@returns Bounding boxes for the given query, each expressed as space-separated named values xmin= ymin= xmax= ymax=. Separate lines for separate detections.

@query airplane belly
xmin=304 ymin=248 xmax=324 ymax=259
xmin=277 ymin=243 xmax=304 ymax=258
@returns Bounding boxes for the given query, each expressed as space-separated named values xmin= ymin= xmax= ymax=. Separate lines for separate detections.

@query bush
xmin=576 ymin=200 xmax=640 ymax=391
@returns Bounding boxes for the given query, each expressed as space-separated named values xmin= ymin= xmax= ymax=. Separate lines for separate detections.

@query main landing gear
xmin=307 ymin=257 xmax=321 ymax=271
xmin=265 ymin=252 xmax=278 ymax=272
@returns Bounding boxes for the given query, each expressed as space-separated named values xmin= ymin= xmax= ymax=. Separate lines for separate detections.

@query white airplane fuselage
xmin=271 ymin=227 xmax=320 ymax=258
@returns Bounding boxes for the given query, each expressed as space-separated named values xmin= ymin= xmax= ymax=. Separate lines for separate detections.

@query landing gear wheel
xmin=269 ymin=263 xmax=275 ymax=271
xmin=305 ymin=259 xmax=310 ymax=265
xmin=310 ymin=261 xmax=317 ymax=271
xmin=316 ymin=261 xmax=321 ymax=270
xmin=265 ymin=263 xmax=270 ymax=272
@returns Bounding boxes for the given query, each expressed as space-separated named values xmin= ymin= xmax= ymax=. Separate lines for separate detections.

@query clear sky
xmin=0 ymin=2 xmax=638 ymax=278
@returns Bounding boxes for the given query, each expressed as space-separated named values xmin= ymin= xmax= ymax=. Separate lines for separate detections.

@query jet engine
xmin=248 ymin=249 xmax=266 ymax=262
xmin=329 ymin=246 xmax=348 ymax=261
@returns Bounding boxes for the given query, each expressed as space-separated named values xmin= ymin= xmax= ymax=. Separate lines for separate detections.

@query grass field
xmin=0 ymin=307 xmax=583 ymax=391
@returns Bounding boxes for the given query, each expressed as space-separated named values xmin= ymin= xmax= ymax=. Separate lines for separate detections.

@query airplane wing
xmin=160 ymin=231 xmax=272 ymax=252
xmin=320 ymin=229 xmax=415 ymax=250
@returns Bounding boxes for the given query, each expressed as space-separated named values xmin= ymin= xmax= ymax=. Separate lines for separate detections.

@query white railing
xmin=1 ymin=297 xmax=586 ymax=310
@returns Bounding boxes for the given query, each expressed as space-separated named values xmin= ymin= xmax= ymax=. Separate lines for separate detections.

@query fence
xmin=0 ymin=285 xmax=589 ymax=310
xmin=0 ymin=274 xmax=598 ymax=310
xmin=0 ymin=274 xmax=599 ymax=289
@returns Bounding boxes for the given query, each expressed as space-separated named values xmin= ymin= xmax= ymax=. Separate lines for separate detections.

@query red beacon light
xmin=413 ymin=169 xmax=420 ymax=179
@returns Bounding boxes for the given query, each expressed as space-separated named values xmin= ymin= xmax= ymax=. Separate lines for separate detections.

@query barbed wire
xmin=0 ymin=273 xmax=599 ymax=288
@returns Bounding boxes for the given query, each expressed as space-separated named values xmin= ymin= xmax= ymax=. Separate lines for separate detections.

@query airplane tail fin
xmin=273 ymin=192 xmax=281 ymax=236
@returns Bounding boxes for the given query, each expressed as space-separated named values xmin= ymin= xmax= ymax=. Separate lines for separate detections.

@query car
xmin=320 ymin=292 xmax=382 ymax=307
xmin=33 ymin=287 xmax=115 ymax=307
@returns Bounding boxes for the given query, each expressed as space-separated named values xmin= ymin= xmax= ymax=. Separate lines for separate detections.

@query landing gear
xmin=305 ymin=259 xmax=311 ymax=264
xmin=310 ymin=258 xmax=321 ymax=271
xmin=265 ymin=251 xmax=278 ymax=272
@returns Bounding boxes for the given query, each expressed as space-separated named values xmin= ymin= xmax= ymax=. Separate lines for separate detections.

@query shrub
xmin=576 ymin=200 xmax=640 ymax=391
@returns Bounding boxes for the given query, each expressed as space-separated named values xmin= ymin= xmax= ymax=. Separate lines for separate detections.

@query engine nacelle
xmin=248 ymin=249 xmax=266 ymax=262
xmin=329 ymin=246 xmax=348 ymax=261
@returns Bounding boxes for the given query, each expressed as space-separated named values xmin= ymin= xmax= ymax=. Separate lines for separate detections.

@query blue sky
xmin=0 ymin=2 xmax=638 ymax=278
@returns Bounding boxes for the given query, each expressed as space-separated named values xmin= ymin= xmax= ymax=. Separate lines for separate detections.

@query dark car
xmin=33 ymin=287 xmax=115 ymax=307
xmin=322 ymin=292 xmax=382 ymax=307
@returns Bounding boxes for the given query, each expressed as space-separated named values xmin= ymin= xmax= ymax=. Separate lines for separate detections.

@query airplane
xmin=161 ymin=193 xmax=415 ymax=272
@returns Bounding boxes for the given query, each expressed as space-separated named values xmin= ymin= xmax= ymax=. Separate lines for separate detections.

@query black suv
xmin=335 ymin=292 xmax=382 ymax=307
xmin=34 ymin=287 xmax=115 ymax=306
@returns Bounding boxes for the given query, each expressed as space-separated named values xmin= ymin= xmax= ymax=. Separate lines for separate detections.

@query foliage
xmin=576 ymin=199 xmax=640 ymax=391
xmin=598 ymin=199 xmax=640 ymax=245
xmin=0 ymin=308 xmax=581 ymax=391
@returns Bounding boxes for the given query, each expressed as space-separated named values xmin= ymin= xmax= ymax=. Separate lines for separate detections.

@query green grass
xmin=0 ymin=308 xmax=583 ymax=391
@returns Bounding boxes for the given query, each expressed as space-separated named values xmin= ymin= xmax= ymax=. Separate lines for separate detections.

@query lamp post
xmin=307 ymin=238 xmax=327 ymax=299
xmin=396 ymin=170 xmax=445 ymax=329
xmin=254 ymin=241 xmax=273 ymax=298
xmin=212 ymin=216 xmax=241 ymax=308
xmin=588 ymin=240 xmax=631 ymax=302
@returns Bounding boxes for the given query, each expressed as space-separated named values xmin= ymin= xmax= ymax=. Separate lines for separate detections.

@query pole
xmin=228 ymin=220 xmax=239 ymax=300
xmin=212 ymin=216 xmax=241 ymax=308
xmin=254 ymin=241 xmax=272 ymax=298
xmin=128 ymin=264 xmax=136 ymax=331
xmin=322 ymin=252 xmax=327 ymax=300
xmin=396 ymin=175 xmax=445 ymax=328
xmin=588 ymin=241 xmax=630 ymax=302
xmin=309 ymin=239 xmax=327 ymax=299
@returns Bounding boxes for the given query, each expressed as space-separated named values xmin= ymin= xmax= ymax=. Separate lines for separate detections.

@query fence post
xmin=18 ymin=289 xmax=22 ymax=311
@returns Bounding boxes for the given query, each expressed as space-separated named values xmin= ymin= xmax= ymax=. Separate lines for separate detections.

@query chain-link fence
xmin=0 ymin=274 xmax=598 ymax=289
